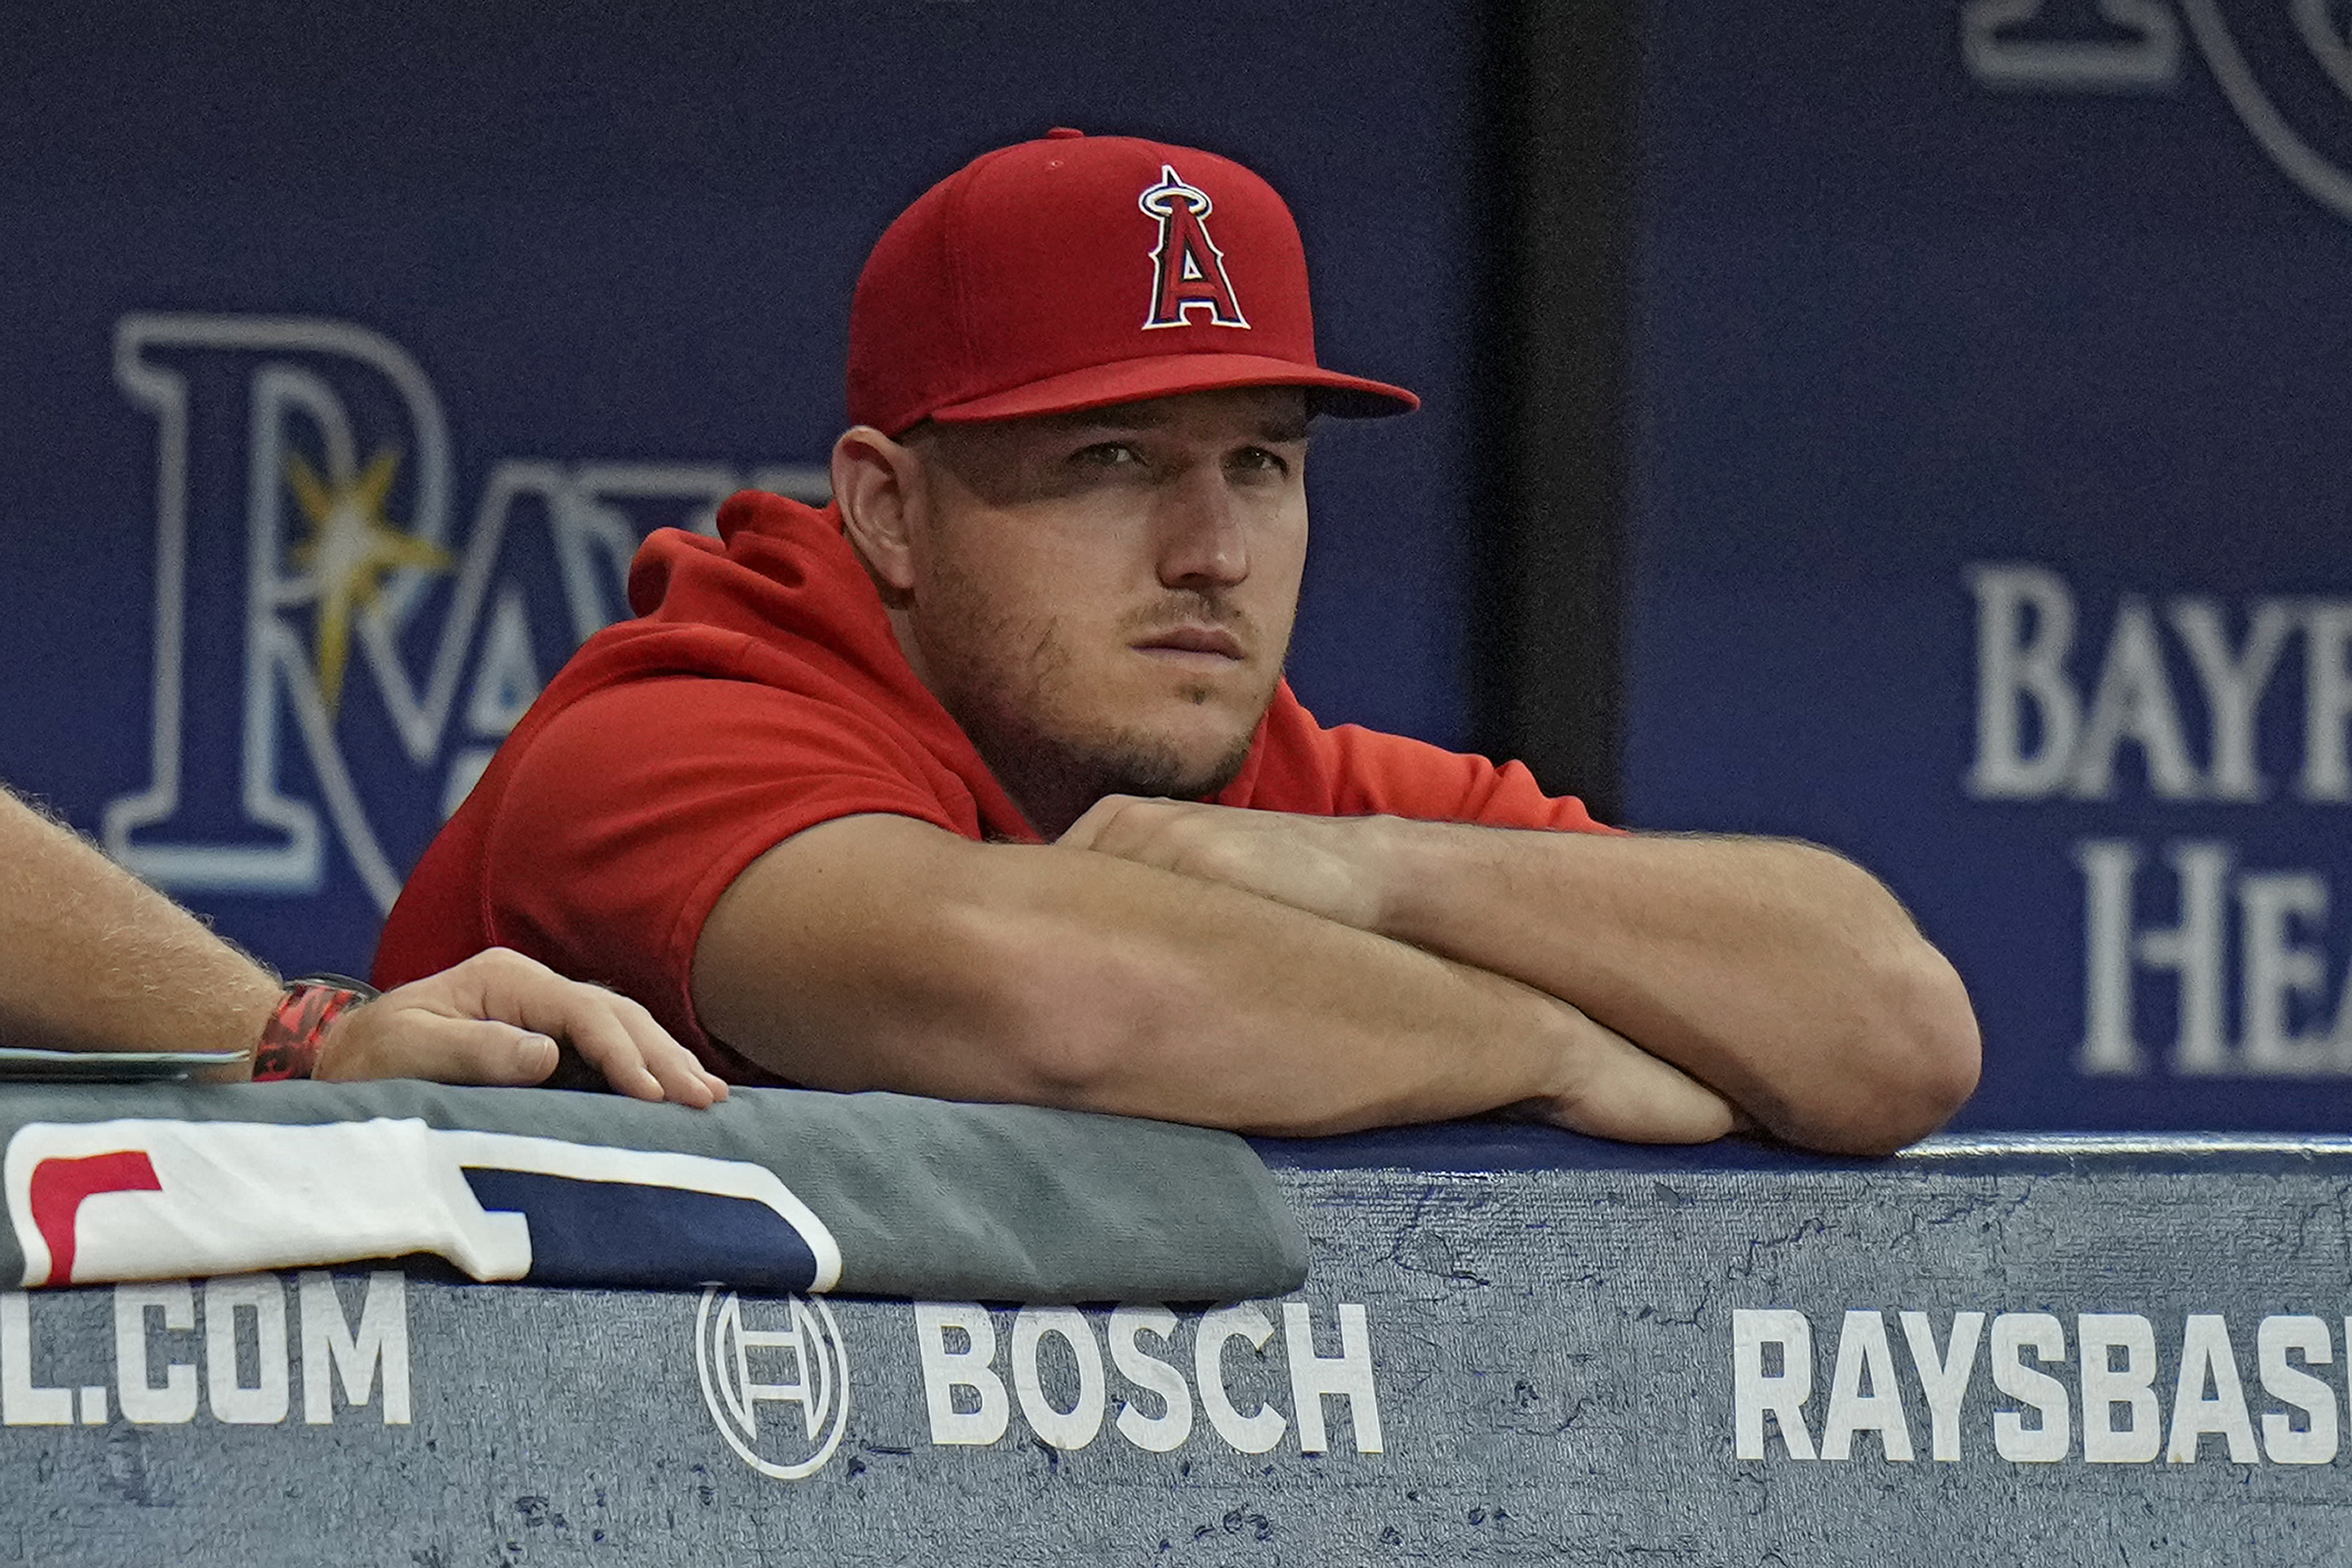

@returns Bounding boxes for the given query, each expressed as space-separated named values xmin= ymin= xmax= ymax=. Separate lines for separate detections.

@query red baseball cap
xmin=847 ymin=129 xmax=1420 ymax=436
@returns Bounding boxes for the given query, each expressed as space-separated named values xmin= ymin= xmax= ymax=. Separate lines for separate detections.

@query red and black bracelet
xmin=251 ymin=975 xmax=378 ymax=1081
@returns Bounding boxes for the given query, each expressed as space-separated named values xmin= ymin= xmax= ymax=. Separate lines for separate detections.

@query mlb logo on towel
xmin=2 ymin=1119 xmax=842 ymax=1291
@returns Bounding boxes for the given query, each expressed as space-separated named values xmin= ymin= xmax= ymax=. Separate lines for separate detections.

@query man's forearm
xmin=1371 ymin=823 xmax=1980 ymax=1152
xmin=692 ymin=814 xmax=1736 ymax=1139
xmin=0 ymin=788 xmax=278 ymax=1057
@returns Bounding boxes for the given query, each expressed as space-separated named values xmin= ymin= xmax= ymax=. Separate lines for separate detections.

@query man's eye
xmin=1230 ymin=447 xmax=1290 ymax=477
xmin=1074 ymin=442 xmax=1143 ymax=468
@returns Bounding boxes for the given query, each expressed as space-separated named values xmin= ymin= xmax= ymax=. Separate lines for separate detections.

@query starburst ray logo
xmin=283 ymin=446 xmax=454 ymax=711
xmin=100 ymin=313 xmax=828 ymax=916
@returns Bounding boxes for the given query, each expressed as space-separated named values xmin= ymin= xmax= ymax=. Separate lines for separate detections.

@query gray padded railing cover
xmin=0 ymin=1080 xmax=1305 ymax=1303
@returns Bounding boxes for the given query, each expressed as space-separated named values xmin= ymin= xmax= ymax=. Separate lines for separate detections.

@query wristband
xmin=253 ymin=975 xmax=379 ymax=1082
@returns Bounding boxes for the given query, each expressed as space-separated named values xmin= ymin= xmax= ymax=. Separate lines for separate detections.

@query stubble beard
xmin=916 ymin=566 xmax=1275 ymax=837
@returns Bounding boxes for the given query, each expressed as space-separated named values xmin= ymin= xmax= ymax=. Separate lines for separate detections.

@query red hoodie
xmin=374 ymin=491 xmax=1607 ymax=1080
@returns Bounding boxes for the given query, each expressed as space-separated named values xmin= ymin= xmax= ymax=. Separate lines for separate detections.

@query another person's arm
xmin=0 ymin=787 xmax=724 ymax=1103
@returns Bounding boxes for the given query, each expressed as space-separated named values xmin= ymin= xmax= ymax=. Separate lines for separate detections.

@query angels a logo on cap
xmin=1138 ymin=164 xmax=1249 ymax=332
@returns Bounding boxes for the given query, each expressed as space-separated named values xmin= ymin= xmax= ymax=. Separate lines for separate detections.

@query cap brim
xmin=924 ymin=352 xmax=1418 ymax=428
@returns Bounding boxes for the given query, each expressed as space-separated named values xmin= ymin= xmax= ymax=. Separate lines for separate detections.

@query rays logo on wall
xmin=1964 ymin=0 xmax=2352 ymax=223
xmin=100 ymin=314 xmax=828 ymax=914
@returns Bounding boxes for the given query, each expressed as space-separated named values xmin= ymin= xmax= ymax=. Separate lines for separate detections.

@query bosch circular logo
xmin=695 ymin=1288 xmax=851 ymax=1480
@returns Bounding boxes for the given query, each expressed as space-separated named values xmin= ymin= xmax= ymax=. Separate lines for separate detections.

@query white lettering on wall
xmin=1194 ymin=1304 xmax=1287 ymax=1454
xmin=1284 ymin=1301 xmax=1383 ymax=1454
xmin=113 ymin=1282 xmax=198 ymax=1424
xmin=2078 ymin=838 xmax=2352 ymax=1075
xmin=1819 ymin=1310 xmax=1912 ymax=1461
xmin=1732 ymin=1308 xmax=1814 ymax=1460
xmin=1010 ymin=1306 xmax=1105 ymax=1451
xmin=1968 ymin=564 xmax=2082 ymax=797
xmin=1991 ymin=1312 xmax=2071 ymax=1463
xmin=1108 ymin=1305 xmax=1193 ymax=1453
xmin=2069 ymin=597 xmax=2200 ymax=799
xmin=2256 ymin=1314 xmax=2336 ymax=1464
xmin=2304 ymin=606 xmax=2352 ymax=801
xmin=915 ymin=1300 xmax=1375 ymax=1458
xmin=298 ymin=1270 xmax=409 ymax=1425
xmin=1968 ymin=566 xmax=2352 ymax=805
xmin=2171 ymin=599 xmax=2295 ymax=801
xmin=1 ymin=1293 xmax=72 ymax=1426
xmin=1734 ymin=1308 xmax=2342 ymax=1466
xmin=913 ymin=1302 xmax=1008 ymax=1446
xmin=2077 ymin=1313 xmax=2160 ymax=1463
xmin=2167 ymin=1314 xmax=2258 ymax=1463
xmin=1897 ymin=1309 xmax=1982 ymax=1462
xmin=0 ymin=1271 xmax=410 ymax=1431
xmin=1970 ymin=566 xmax=2352 ymax=1082
xmin=203 ymin=1274 xmax=290 ymax=1424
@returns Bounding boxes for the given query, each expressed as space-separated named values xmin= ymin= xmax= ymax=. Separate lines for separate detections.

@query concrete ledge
xmin=3 ymin=1127 xmax=2348 ymax=1564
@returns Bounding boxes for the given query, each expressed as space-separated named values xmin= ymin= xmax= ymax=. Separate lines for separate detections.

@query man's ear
xmin=832 ymin=425 xmax=923 ymax=594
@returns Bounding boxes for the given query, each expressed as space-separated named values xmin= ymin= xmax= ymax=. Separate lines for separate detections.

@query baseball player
xmin=379 ymin=131 xmax=1978 ymax=1151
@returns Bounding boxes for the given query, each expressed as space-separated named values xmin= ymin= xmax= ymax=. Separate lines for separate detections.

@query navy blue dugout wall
xmin=1626 ymin=2 xmax=2352 ymax=1131
xmin=0 ymin=5 xmax=1482 ymax=981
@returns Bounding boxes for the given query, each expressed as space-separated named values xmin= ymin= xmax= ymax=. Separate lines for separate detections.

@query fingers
xmin=1544 ymin=1009 xmax=1740 ymax=1145
xmin=363 ymin=948 xmax=729 ymax=1107
xmin=552 ymin=988 xmax=726 ymax=1108
xmin=1553 ymin=1062 xmax=1738 ymax=1144
xmin=1059 ymin=795 xmax=1206 ymax=870
xmin=1057 ymin=793 xmax=1147 ymax=852
xmin=318 ymin=1010 xmax=562 ymax=1087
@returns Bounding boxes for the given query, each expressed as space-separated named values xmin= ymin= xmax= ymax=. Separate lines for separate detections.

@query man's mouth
xmin=1133 ymin=624 xmax=1246 ymax=664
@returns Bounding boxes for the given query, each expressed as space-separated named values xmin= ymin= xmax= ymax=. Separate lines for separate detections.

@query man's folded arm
xmin=1372 ymin=824 xmax=1981 ymax=1154
xmin=688 ymin=811 xmax=1739 ymax=1141
xmin=1057 ymin=798 xmax=1982 ymax=1154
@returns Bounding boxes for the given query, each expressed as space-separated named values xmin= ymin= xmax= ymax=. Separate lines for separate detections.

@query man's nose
xmin=1153 ymin=466 xmax=1250 ymax=589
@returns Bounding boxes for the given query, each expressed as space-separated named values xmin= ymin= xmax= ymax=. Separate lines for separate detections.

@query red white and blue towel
xmin=0 ymin=1081 xmax=1303 ymax=1301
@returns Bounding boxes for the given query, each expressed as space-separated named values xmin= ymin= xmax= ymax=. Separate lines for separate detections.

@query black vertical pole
xmin=1472 ymin=0 xmax=1635 ymax=823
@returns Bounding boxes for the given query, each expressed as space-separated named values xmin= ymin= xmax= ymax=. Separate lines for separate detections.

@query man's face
xmin=898 ymin=386 xmax=1310 ymax=833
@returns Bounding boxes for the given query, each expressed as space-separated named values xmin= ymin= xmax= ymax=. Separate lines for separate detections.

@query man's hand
xmin=316 ymin=947 xmax=729 ymax=1107
xmin=1060 ymin=795 xmax=1394 ymax=931
xmin=1062 ymin=796 xmax=1743 ymax=1144
xmin=1526 ymin=1002 xmax=1744 ymax=1144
